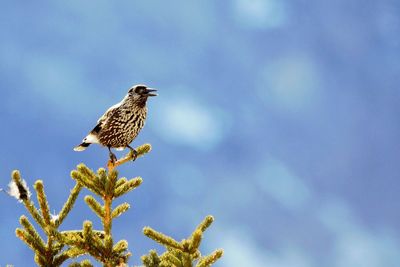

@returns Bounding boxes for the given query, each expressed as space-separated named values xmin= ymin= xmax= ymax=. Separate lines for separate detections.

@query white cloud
xmin=257 ymin=158 xmax=312 ymax=210
xmin=214 ymin=227 xmax=314 ymax=267
xmin=152 ymin=94 xmax=230 ymax=150
xmin=318 ymin=199 xmax=400 ymax=267
xmin=257 ymin=55 xmax=321 ymax=113
xmin=233 ymin=0 xmax=288 ymax=29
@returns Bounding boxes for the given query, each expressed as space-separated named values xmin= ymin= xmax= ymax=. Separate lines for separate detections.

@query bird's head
xmin=126 ymin=84 xmax=157 ymax=104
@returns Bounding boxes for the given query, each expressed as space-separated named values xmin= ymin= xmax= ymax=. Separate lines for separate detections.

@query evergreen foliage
xmin=142 ymin=215 xmax=223 ymax=267
xmin=9 ymin=144 xmax=223 ymax=267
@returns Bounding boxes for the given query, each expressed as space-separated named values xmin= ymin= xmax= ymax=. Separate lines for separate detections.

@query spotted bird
xmin=74 ymin=84 xmax=157 ymax=162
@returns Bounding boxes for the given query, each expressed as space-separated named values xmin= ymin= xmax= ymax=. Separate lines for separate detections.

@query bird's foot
xmin=109 ymin=152 xmax=118 ymax=164
xmin=129 ymin=148 xmax=138 ymax=162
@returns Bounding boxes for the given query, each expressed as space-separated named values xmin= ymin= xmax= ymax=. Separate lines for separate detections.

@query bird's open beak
xmin=144 ymin=88 xmax=158 ymax=97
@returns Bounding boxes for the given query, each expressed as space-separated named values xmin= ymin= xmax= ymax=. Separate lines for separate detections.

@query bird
xmin=74 ymin=84 xmax=157 ymax=162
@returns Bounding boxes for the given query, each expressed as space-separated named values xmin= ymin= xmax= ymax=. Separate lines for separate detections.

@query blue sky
xmin=1 ymin=1 xmax=400 ymax=266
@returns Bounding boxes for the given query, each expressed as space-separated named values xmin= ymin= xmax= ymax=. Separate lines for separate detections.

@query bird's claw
xmin=130 ymin=149 xmax=138 ymax=162
xmin=109 ymin=153 xmax=118 ymax=164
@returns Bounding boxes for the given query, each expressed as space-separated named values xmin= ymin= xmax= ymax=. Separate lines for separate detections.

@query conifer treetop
xmin=10 ymin=143 xmax=223 ymax=267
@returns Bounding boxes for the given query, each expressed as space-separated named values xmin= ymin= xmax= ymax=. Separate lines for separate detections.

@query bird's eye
xmin=135 ymin=86 xmax=146 ymax=94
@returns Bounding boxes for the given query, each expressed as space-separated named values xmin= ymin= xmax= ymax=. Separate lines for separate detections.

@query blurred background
xmin=1 ymin=1 xmax=399 ymax=266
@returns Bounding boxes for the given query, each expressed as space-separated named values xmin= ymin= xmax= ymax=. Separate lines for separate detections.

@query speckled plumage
xmin=95 ymin=97 xmax=147 ymax=148
xmin=74 ymin=84 xmax=157 ymax=160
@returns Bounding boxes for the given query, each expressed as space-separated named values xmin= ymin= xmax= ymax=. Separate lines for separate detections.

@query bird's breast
xmin=97 ymin=107 xmax=147 ymax=147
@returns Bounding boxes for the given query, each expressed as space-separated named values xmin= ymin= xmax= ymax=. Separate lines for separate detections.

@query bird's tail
xmin=73 ymin=142 xmax=91 ymax=151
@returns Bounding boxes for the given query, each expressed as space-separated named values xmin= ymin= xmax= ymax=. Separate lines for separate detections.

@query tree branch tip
xmin=12 ymin=170 xmax=21 ymax=180
xmin=19 ymin=215 xmax=28 ymax=221
xmin=205 ymin=215 xmax=214 ymax=223
xmin=15 ymin=228 xmax=24 ymax=237
xmin=215 ymin=249 xmax=224 ymax=256
xmin=77 ymin=163 xmax=88 ymax=169
xmin=133 ymin=177 xmax=143 ymax=184
xmin=97 ymin=168 xmax=106 ymax=175
xmin=138 ymin=143 xmax=152 ymax=153
xmin=34 ymin=180 xmax=44 ymax=189
xmin=143 ymin=226 xmax=152 ymax=234
xmin=83 ymin=220 xmax=93 ymax=228
xmin=197 ymin=215 xmax=214 ymax=232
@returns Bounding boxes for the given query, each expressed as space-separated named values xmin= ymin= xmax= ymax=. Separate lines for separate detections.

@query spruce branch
xmin=71 ymin=169 xmax=103 ymax=196
xmin=111 ymin=202 xmax=130 ymax=219
xmin=164 ymin=252 xmax=182 ymax=267
xmin=105 ymin=169 xmax=118 ymax=196
xmin=53 ymin=247 xmax=87 ymax=266
xmin=194 ymin=215 xmax=214 ymax=233
xmin=59 ymin=229 xmax=105 ymax=244
xmin=82 ymin=221 xmax=106 ymax=257
xmin=107 ymin=143 xmax=152 ymax=171
xmin=77 ymin=164 xmax=98 ymax=180
xmin=141 ymin=250 xmax=161 ymax=267
xmin=143 ymin=227 xmax=184 ymax=250
xmin=97 ymin=168 xmax=108 ymax=191
xmin=114 ymin=177 xmax=142 ymax=198
xmin=115 ymin=177 xmax=127 ymax=189
xmin=22 ymin=199 xmax=46 ymax=230
xmin=196 ymin=250 xmax=224 ymax=267
xmin=55 ymin=182 xmax=83 ymax=227
xmin=142 ymin=216 xmax=223 ymax=267
xmin=84 ymin=195 xmax=105 ymax=218
xmin=189 ymin=230 xmax=202 ymax=254
xmin=103 ymin=195 xmax=113 ymax=237
xmin=61 ymin=146 xmax=149 ymax=266
xmin=15 ymin=228 xmax=47 ymax=257
xmin=69 ymin=259 xmax=94 ymax=267
xmin=34 ymin=181 xmax=52 ymax=226
xmin=104 ymin=235 xmax=113 ymax=252
xmin=19 ymin=216 xmax=46 ymax=254
xmin=10 ymin=171 xmax=45 ymax=229
xmin=112 ymin=240 xmax=128 ymax=254
xmin=10 ymin=172 xmax=83 ymax=266
xmin=182 ymin=253 xmax=192 ymax=267
xmin=52 ymin=226 xmax=104 ymax=263
xmin=68 ymin=163 xmax=136 ymax=266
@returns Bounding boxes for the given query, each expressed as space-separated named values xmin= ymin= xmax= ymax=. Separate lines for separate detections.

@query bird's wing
xmin=90 ymin=103 xmax=121 ymax=134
